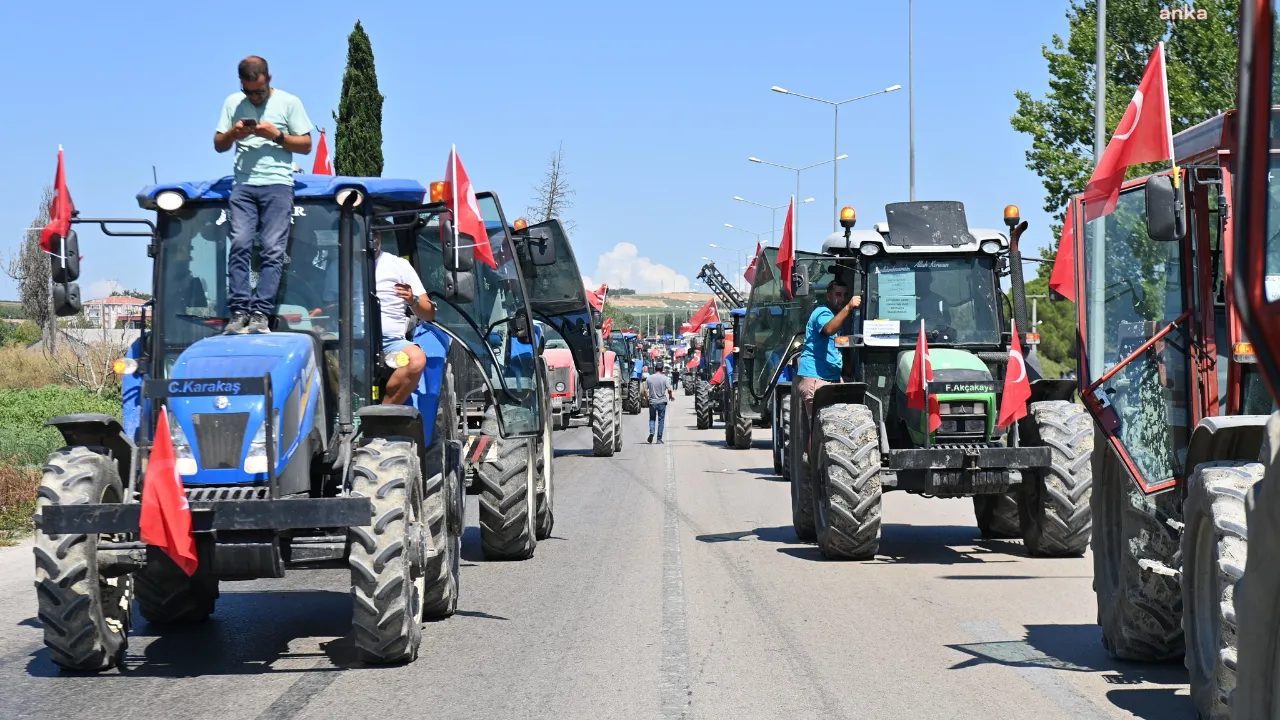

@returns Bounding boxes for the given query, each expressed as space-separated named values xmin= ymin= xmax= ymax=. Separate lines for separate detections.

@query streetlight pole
xmin=908 ymin=0 xmax=916 ymax=201
xmin=733 ymin=196 xmax=814 ymax=243
xmin=749 ymin=155 xmax=848 ymax=244
xmin=770 ymin=84 xmax=901 ymax=230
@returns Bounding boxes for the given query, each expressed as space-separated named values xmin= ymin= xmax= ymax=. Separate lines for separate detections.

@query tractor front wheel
xmin=477 ymin=408 xmax=537 ymax=560
xmin=695 ymin=381 xmax=713 ymax=430
xmin=812 ymin=404 xmax=882 ymax=560
xmin=1020 ymin=401 xmax=1092 ymax=557
xmin=591 ymin=387 xmax=617 ymax=457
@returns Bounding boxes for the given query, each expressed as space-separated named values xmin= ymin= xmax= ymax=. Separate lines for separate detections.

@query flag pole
xmin=450 ymin=145 xmax=460 ymax=270
xmin=1161 ymin=42 xmax=1179 ymax=188
xmin=1087 ymin=0 xmax=1108 ymax=383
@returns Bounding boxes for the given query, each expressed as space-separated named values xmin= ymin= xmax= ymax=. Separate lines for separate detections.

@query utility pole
xmin=908 ymin=0 xmax=916 ymax=201
xmin=1087 ymin=0 xmax=1107 ymax=382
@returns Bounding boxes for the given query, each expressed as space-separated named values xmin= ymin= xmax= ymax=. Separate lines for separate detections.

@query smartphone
xmin=241 ymin=118 xmax=257 ymax=128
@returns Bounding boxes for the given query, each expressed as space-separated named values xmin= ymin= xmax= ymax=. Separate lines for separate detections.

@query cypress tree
xmin=334 ymin=21 xmax=384 ymax=177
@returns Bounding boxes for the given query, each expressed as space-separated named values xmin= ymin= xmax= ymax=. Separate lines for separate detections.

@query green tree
xmin=334 ymin=21 xmax=384 ymax=177
xmin=5 ymin=188 xmax=54 ymax=350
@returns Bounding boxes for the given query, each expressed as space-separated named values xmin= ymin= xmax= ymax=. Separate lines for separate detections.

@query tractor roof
xmin=730 ymin=307 xmax=746 ymax=317
xmin=820 ymin=200 xmax=1008 ymax=255
xmin=820 ymin=225 xmax=1007 ymax=255
xmin=137 ymin=175 xmax=428 ymax=210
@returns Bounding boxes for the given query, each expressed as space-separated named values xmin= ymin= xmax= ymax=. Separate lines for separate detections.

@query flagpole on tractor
xmin=1087 ymin=0 xmax=1107 ymax=383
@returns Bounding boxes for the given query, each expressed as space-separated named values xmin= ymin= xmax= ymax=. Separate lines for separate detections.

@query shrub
xmin=0 ymin=386 xmax=122 ymax=467
xmin=0 ymin=461 xmax=39 ymax=544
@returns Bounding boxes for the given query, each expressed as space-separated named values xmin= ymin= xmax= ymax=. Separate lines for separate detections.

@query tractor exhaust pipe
xmin=337 ymin=194 xmax=359 ymax=434
xmin=1004 ymin=206 xmax=1031 ymax=345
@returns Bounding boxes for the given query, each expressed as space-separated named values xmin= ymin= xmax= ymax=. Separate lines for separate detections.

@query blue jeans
xmin=228 ymin=184 xmax=294 ymax=316
xmin=649 ymin=401 xmax=667 ymax=437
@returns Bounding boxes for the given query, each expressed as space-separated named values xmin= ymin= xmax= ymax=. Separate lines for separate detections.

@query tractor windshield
xmin=864 ymin=256 xmax=1001 ymax=345
xmin=609 ymin=336 xmax=635 ymax=362
xmin=703 ymin=327 xmax=725 ymax=375
xmin=411 ymin=196 xmax=541 ymax=436
xmin=743 ymin=248 xmax=830 ymax=403
xmin=155 ymin=199 xmax=371 ymax=387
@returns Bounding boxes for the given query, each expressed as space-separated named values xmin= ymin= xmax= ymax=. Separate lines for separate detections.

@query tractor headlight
xmin=155 ymin=191 xmax=186 ymax=212
xmin=169 ymin=420 xmax=198 ymax=476
xmin=859 ymin=242 xmax=881 ymax=257
xmin=555 ymin=382 xmax=566 ymax=392
xmin=243 ymin=411 xmax=279 ymax=475
xmin=980 ymin=240 xmax=1002 ymax=254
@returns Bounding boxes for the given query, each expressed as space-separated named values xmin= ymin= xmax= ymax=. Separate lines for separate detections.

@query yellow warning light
xmin=1004 ymin=205 xmax=1021 ymax=227
xmin=430 ymin=181 xmax=451 ymax=204
xmin=514 ymin=218 xmax=529 ymax=232
xmin=112 ymin=358 xmax=139 ymax=375
xmin=1234 ymin=342 xmax=1257 ymax=363
xmin=839 ymin=206 xmax=857 ymax=229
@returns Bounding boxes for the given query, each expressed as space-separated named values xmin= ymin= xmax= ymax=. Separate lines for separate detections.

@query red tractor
xmin=543 ymin=336 xmax=583 ymax=431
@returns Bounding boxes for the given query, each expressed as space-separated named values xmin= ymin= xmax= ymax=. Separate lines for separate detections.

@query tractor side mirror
xmin=444 ymin=270 xmax=475 ymax=304
xmin=513 ymin=311 xmax=532 ymax=344
xmin=791 ymin=273 xmax=810 ymax=298
xmin=53 ymin=282 xmax=82 ymax=317
xmin=1145 ymin=175 xmax=1186 ymax=241
xmin=50 ymin=230 xmax=80 ymax=284
xmin=441 ymin=219 xmax=476 ymax=271
xmin=525 ymin=226 xmax=557 ymax=267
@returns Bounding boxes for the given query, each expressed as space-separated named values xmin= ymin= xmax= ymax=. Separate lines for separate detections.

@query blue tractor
xmin=33 ymin=175 xmax=595 ymax=671
xmin=613 ymin=331 xmax=646 ymax=414
xmin=693 ymin=321 xmax=728 ymax=430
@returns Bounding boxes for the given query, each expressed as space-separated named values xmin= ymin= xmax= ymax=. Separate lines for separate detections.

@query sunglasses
xmin=241 ymin=85 xmax=269 ymax=97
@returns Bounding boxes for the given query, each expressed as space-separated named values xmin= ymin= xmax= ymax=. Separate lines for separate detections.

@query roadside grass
xmin=0 ymin=385 xmax=122 ymax=544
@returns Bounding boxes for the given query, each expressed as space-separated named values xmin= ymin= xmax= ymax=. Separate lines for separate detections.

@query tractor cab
xmin=698 ymin=322 xmax=726 ymax=382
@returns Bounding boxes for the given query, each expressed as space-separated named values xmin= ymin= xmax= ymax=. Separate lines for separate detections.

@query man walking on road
xmin=646 ymin=362 xmax=675 ymax=444
xmin=214 ymin=56 xmax=314 ymax=334
xmin=797 ymin=278 xmax=861 ymax=419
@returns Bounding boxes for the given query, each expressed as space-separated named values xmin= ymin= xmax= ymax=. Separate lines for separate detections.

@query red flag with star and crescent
xmin=40 ymin=148 xmax=75 ymax=253
xmin=776 ymin=197 xmax=796 ymax=297
xmin=445 ymin=146 xmax=498 ymax=270
xmin=906 ymin=322 xmax=941 ymax=434
xmin=601 ymin=317 xmax=613 ymax=338
xmin=997 ymin=321 xmax=1033 ymax=430
xmin=312 ymin=129 xmax=333 ymax=175
xmin=139 ymin=407 xmax=198 ymax=575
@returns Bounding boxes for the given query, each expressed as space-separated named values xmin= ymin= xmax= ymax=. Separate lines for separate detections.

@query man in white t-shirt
xmin=374 ymin=233 xmax=435 ymax=404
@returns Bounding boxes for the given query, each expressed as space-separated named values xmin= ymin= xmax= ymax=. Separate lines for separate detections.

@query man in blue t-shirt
xmin=797 ymin=278 xmax=861 ymax=418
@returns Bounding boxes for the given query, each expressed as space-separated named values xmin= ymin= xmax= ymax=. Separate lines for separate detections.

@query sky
xmin=0 ymin=0 xmax=1071 ymax=300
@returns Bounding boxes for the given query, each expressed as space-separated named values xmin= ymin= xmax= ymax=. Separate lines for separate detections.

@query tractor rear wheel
xmin=732 ymin=387 xmax=753 ymax=450
xmin=973 ymin=494 xmax=1022 ymax=539
xmin=592 ymin=387 xmax=617 ymax=457
xmin=135 ymin=556 xmax=218 ymax=625
xmin=683 ymin=373 xmax=694 ymax=396
xmin=348 ymin=438 xmax=423 ymax=663
xmin=420 ymin=366 xmax=462 ymax=619
xmin=625 ymin=379 xmax=641 ymax=414
xmin=813 ymin=404 xmax=882 ymax=560
xmin=789 ymin=385 xmax=815 ymax=541
xmin=1233 ymin=431 xmax=1280 ymax=720
xmin=477 ymin=408 xmax=537 ymax=560
xmin=1181 ymin=462 xmax=1256 ymax=720
xmin=34 ymin=447 xmax=133 ymax=672
xmin=1093 ymin=432 xmax=1184 ymax=661
xmin=1020 ymin=401 xmax=1092 ymax=557
xmin=695 ymin=381 xmax=713 ymax=430
xmin=778 ymin=389 xmax=792 ymax=480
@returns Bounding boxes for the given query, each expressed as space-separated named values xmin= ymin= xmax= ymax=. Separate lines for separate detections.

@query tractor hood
xmin=895 ymin=348 xmax=997 ymax=443
xmin=166 ymin=333 xmax=322 ymax=486
xmin=894 ymin=347 xmax=994 ymax=392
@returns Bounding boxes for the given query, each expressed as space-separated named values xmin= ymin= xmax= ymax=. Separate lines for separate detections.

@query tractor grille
xmin=192 ymin=412 xmax=249 ymax=470
xmin=186 ymin=485 xmax=269 ymax=502
xmin=935 ymin=401 xmax=989 ymax=442
xmin=549 ymin=366 xmax=571 ymax=395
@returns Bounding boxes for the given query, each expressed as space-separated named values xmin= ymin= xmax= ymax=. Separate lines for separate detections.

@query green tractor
xmin=736 ymin=201 xmax=1088 ymax=559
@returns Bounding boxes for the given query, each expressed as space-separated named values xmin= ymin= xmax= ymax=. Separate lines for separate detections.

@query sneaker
xmin=647 ymin=433 xmax=654 ymax=444
xmin=224 ymin=312 xmax=250 ymax=335
xmin=657 ymin=437 xmax=665 ymax=444
xmin=247 ymin=312 xmax=271 ymax=334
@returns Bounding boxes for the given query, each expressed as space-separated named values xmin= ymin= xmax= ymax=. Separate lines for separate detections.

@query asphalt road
xmin=0 ymin=402 xmax=1194 ymax=720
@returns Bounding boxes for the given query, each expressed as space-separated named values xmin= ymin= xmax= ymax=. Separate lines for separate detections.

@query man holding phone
xmin=373 ymin=233 xmax=436 ymax=405
xmin=214 ymin=56 xmax=313 ymax=334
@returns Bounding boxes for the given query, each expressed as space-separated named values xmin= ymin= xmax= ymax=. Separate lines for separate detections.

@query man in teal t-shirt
xmin=797 ymin=278 xmax=861 ymax=418
xmin=213 ymin=56 xmax=313 ymax=334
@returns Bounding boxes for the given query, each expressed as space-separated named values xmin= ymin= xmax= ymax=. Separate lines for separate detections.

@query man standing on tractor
xmin=646 ymin=362 xmax=675 ymax=444
xmin=797 ymin=278 xmax=861 ymax=417
xmin=373 ymin=232 xmax=435 ymax=404
xmin=214 ymin=55 xmax=314 ymax=335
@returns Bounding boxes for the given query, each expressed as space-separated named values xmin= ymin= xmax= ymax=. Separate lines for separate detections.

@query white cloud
xmin=585 ymin=243 xmax=690 ymax=294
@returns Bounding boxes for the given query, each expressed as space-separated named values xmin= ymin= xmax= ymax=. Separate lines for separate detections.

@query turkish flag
xmin=1047 ymin=204 xmax=1077 ymax=302
xmin=743 ymin=242 xmax=763 ymax=285
xmin=445 ymin=146 xmax=497 ymax=269
xmin=709 ymin=365 xmax=725 ymax=385
xmin=776 ymin=197 xmax=796 ymax=297
xmin=1081 ymin=42 xmax=1174 ymax=222
xmin=906 ymin=322 xmax=941 ymax=433
xmin=40 ymin=148 xmax=75 ymax=253
xmin=685 ymin=298 xmax=719 ymax=333
xmin=312 ymin=129 xmax=333 ymax=175
xmin=997 ymin=320 xmax=1033 ymax=430
xmin=140 ymin=407 xmax=198 ymax=576
xmin=585 ymin=283 xmax=607 ymax=312
xmin=602 ymin=317 xmax=613 ymax=338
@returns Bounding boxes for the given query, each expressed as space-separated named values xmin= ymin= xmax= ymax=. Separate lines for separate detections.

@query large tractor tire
xmin=732 ymin=389 xmax=753 ymax=450
xmin=812 ymin=404 xmax=882 ymax=560
xmin=683 ymin=373 xmax=695 ymax=396
xmin=592 ymin=386 xmax=617 ymax=457
xmin=477 ymin=408 xmax=537 ymax=560
xmin=613 ymin=391 xmax=624 ymax=453
xmin=1092 ymin=433 xmax=1184 ymax=661
xmin=771 ymin=393 xmax=785 ymax=475
xmin=973 ymin=494 xmax=1022 ymax=539
xmin=1019 ymin=401 xmax=1092 ymax=557
xmin=420 ymin=367 xmax=463 ymax=619
xmin=723 ymin=386 xmax=736 ymax=446
xmin=34 ymin=447 xmax=133 ymax=672
xmin=535 ymin=403 xmax=555 ymax=541
xmin=779 ymin=389 xmax=792 ymax=480
xmin=1181 ymin=462 xmax=1256 ymax=720
xmin=135 ymin=556 xmax=219 ymax=625
xmin=788 ymin=384 xmax=816 ymax=541
xmin=1234 ymin=432 xmax=1280 ymax=720
xmin=349 ymin=438 xmax=424 ymax=663
xmin=624 ymin=379 xmax=642 ymax=415
xmin=695 ymin=381 xmax=713 ymax=430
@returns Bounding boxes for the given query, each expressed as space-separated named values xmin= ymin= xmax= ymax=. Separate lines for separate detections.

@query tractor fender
xmin=1183 ymin=415 xmax=1269 ymax=482
xmin=811 ymin=382 xmax=868 ymax=416
xmin=46 ymin=414 xmax=135 ymax=485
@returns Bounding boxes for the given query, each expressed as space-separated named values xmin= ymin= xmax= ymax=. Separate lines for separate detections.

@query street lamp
xmin=748 ymin=155 xmax=848 ymax=242
xmin=708 ymin=241 xmax=752 ymax=281
xmin=733 ymin=196 xmax=814 ymax=243
xmin=771 ymin=83 xmax=902 ymax=230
